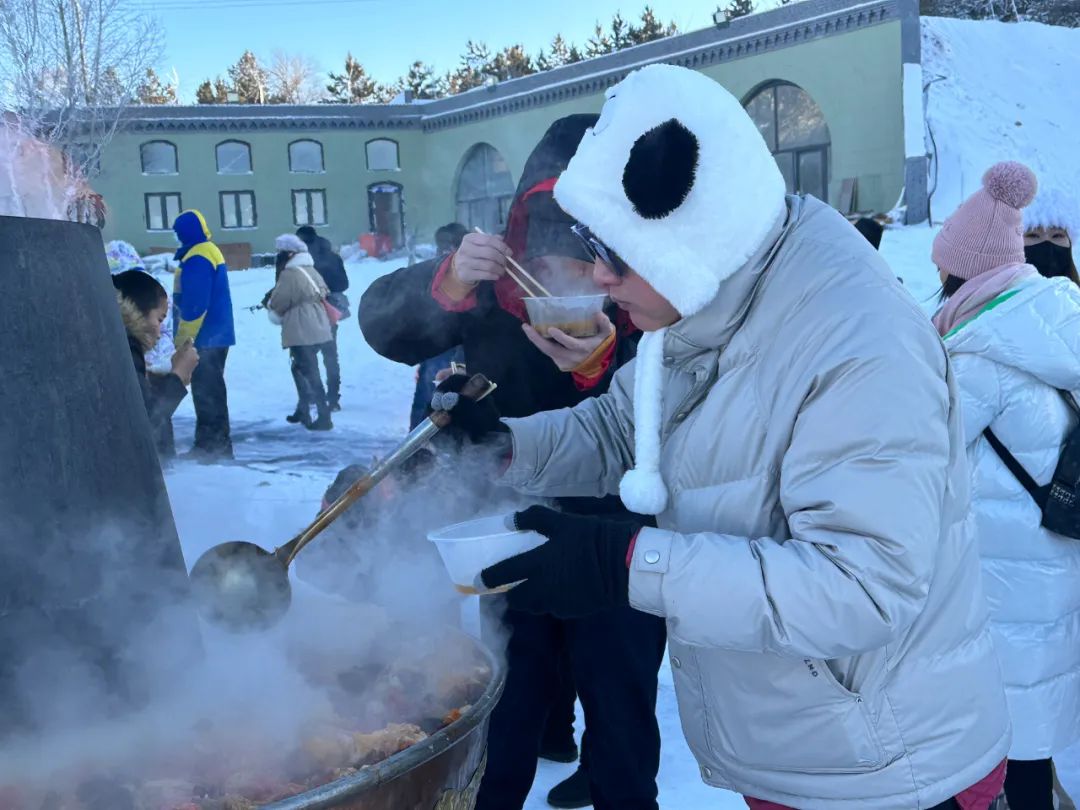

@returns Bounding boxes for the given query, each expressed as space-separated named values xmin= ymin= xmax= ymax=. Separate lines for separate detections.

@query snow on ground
xmin=163 ymin=232 xmax=1080 ymax=808
xmin=922 ymin=17 xmax=1080 ymax=224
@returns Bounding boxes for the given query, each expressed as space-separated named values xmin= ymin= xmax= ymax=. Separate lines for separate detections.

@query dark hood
xmin=503 ymin=114 xmax=598 ymax=263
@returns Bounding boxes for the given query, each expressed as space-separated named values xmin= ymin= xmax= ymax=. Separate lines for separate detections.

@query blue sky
xmin=141 ymin=0 xmax=780 ymax=102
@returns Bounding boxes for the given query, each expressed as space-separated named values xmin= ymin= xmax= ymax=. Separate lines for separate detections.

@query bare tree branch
xmin=0 ymin=0 xmax=163 ymax=188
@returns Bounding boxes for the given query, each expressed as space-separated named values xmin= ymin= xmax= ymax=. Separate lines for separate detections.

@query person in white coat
xmin=933 ymin=161 xmax=1080 ymax=810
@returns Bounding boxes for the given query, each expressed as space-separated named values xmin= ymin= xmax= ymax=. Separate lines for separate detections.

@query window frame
xmin=291 ymin=188 xmax=328 ymax=227
xmin=144 ymin=192 xmax=182 ymax=232
xmin=365 ymin=138 xmax=400 ymax=172
xmin=742 ymin=81 xmax=831 ymax=202
xmin=288 ymin=139 xmax=325 ymax=174
xmin=218 ymin=190 xmax=257 ymax=230
xmin=215 ymin=139 xmax=253 ymax=175
xmin=140 ymin=140 xmax=178 ymax=175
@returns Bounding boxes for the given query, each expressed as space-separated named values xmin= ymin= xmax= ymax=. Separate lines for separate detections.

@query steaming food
xmin=523 ymin=294 xmax=608 ymax=338
xmin=0 ymin=623 xmax=491 ymax=810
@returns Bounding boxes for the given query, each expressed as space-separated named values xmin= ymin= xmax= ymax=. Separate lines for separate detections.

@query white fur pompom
xmin=620 ymin=468 xmax=669 ymax=515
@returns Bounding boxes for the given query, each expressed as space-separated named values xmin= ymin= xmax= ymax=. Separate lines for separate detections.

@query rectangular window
xmin=145 ymin=192 xmax=182 ymax=231
xmin=219 ymin=191 xmax=256 ymax=229
xmin=292 ymin=189 xmax=327 ymax=226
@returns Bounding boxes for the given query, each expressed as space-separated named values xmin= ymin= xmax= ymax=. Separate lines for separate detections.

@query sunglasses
xmin=571 ymin=222 xmax=629 ymax=277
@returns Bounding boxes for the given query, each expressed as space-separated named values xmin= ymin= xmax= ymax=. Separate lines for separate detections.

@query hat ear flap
xmin=622 ymin=118 xmax=699 ymax=220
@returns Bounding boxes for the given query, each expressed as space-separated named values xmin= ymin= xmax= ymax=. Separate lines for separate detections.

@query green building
xmin=94 ymin=0 xmax=926 ymax=257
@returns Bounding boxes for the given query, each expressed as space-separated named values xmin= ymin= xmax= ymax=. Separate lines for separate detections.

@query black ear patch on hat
xmin=622 ymin=119 xmax=699 ymax=220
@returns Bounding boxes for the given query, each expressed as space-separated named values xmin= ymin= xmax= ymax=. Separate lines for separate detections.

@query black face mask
xmin=1025 ymin=241 xmax=1075 ymax=280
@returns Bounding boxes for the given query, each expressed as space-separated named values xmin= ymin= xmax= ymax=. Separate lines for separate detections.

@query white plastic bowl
xmin=428 ymin=514 xmax=547 ymax=595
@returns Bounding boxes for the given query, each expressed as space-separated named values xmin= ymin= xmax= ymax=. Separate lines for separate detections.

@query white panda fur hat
xmin=554 ymin=63 xmax=787 ymax=515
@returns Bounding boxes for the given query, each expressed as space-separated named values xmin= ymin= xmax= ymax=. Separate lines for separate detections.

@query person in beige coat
xmin=441 ymin=64 xmax=1012 ymax=810
xmin=269 ymin=233 xmax=333 ymax=431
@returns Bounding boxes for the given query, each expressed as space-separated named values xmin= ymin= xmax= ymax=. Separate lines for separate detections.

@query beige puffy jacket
xmin=269 ymin=252 xmax=331 ymax=348
xmin=501 ymin=196 xmax=1011 ymax=809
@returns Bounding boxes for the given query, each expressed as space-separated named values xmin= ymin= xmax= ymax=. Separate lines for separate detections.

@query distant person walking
xmin=297 ymin=225 xmax=349 ymax=411
xmin=271 ymin=234 xmax=334 ymax=431
xmin=172 ymin=210 xmax=235 ymax=460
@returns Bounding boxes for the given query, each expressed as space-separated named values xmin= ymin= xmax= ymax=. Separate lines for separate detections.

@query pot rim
xmin=260 ymin=633 xmax=505 ymax=809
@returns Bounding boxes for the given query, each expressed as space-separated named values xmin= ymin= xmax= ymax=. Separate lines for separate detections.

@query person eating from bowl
xmin=359 ymin=116 xmax=667 ymax=810
xmin=438 ymin=64 xmax=1013 ymax=810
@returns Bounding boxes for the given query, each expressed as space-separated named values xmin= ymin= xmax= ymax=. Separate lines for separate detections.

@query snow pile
xmin=922 ymin=17 xmax=1080 ymax=223
xmin=339 ymin=242 xmax=368 ymax=263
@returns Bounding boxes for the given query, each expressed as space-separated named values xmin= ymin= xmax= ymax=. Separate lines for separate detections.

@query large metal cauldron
xmin=263 ymin=632 xmax=504 ymax=810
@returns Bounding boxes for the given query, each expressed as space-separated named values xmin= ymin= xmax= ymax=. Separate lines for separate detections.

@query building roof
xmin=117 ymin=0 xmax=905 ymax=135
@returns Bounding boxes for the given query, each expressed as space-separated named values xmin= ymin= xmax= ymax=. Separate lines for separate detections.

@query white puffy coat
xmin=944 ymin=273 xmax=1080 ymax=759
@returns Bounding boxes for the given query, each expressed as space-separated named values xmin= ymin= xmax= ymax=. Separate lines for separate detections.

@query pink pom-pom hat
xmin=932 ymin=161 xmax=1039 ymax=280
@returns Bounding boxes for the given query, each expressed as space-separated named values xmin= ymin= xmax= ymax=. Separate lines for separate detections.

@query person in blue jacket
xmin=172 ymin=209 xmax=236 ymax=459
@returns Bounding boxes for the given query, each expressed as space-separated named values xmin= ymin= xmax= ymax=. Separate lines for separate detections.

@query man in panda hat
xmin=448 ymin=64 xmax=1012 ymax=809
xmin=360 ymin=115 xmax=666 ymax=810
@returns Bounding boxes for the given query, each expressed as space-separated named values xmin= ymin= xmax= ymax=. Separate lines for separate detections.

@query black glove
xmin=429 ymin=373 xmax=505 ymax=444
xmin=480 ymin=505 xmax=640 ymax=618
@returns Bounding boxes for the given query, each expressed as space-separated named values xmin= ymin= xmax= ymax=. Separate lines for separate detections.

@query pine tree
xmin=609 ymin=13 xmax=635 ymax=50
xmin=136 ymin=67 xmax=176 ymax=104
xmin=447 ymin=40 xmax=492 ymax=95
xmin=325 ymin=53 xmax=381 ymax=103
xmin=401 ymin=60 xmax=445 ymax=99
xmin=631 ymin=6 xmax=674 ymax=44
xmin=538 ymin=34 xmax=582 ymax=70
xmin=196 ymin=77 xmax=229 ymax=104
xmin=227 ymin=50 xmax=268 ymax=104
xmin=94 ymin=66 xmax=128 ymax=105
xmin=489 ymin=44 xmax=536 ymax=80
xmin=585 ymin=22 xmax=614 ymax=57
xmin=722 ymin=0 xmax=756 ymax=21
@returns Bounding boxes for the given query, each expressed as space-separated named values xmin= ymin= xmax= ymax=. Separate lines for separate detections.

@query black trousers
xmin=476 ymin=606 xmax=666 ymax=810
xmin=190 ymin=346 xmax=231 ymax=455
xmin=1004 ymin=758 xmax=1054 ymax=810
xmin=290 ymin=345 xmax=329 ymax=416
xmin=319 ymin=324 xmax=340 ymax=407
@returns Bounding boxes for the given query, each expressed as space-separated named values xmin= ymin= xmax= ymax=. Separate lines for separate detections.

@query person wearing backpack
xmin=270 ymin=234 xmax=334 ymax=431
xmin=933 ymin=162 xmax=1080 ymax=810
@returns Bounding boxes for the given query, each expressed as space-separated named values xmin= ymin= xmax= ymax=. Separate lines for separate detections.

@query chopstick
xmin=472 ymin=227 xmax=552 ymax=298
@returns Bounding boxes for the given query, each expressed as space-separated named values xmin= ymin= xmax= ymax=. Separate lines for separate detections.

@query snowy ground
xmin=922 ymin=16 xmax=1080 ymax=225
xmin=163 ymin=230 xmax=1080 ymax=808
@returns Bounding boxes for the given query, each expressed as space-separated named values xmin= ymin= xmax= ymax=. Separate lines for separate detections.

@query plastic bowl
xmin=524 ymin=294 xmax=608 ymax=338
xmin=427 ymin=514 xmax=547 ymax=595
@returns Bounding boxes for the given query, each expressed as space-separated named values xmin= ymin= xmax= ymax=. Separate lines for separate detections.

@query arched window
xmin=289 ymin=139 xmax=324 ymax=173
xmin=365 ymin=138 xmax=399 ymax=171
xmin=743 ymin=82 xmax=831 ymax=203
xmin=368 ymin=182 xmax=405 ymax=249
xmin=454 ymin=143 xmax=514 ymax=235
xmin=140 ymin=140 xmax=177 ymax=174
xmin=216 ymin=140 xmax=252 ymax=174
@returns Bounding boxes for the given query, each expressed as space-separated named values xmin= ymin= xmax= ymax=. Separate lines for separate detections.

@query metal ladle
xmin=188 ymin=374 xmax=497 ymax=632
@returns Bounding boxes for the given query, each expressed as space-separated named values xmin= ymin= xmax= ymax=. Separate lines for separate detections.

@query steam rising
xmin=0 ymin=441 xmax=529 ymax=805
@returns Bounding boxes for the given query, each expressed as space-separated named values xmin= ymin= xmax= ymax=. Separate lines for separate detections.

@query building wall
xmin=700 ymin=20 xmax=905 ymax=212
xmin=99 ymin=128 xmax=427 ymax=253
xmin=94 ymin=5 xmax=905 ymax=257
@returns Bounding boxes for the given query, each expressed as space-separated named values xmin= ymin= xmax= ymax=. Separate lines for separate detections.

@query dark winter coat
xmin=120 ymin=299 xmax=187 ymax=458
xmin=310 ymin=236 xmax=349 ymax=293
xmin=360 ymin=259 xmax=638 ymax=519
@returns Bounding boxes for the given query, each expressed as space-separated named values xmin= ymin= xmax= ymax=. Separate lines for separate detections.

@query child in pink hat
xmin=932 ymin=161 xmax=1039 ymax=336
